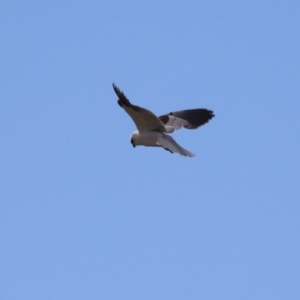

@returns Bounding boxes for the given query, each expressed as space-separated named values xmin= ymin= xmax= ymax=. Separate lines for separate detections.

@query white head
xmin=130 ymin=131 xmax=139 ymax=148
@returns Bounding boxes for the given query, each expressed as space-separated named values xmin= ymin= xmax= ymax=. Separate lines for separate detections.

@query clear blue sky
xmin=1 ymin=1 xmax=300 ymax=299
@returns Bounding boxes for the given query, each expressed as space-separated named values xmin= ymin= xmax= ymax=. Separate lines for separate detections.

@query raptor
xmin=113 ymin=83 xmax=214 ymax=157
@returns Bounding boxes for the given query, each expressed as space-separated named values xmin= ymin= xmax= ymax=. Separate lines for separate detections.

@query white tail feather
xmin=157 ymin=135 xmax=195 ymax=157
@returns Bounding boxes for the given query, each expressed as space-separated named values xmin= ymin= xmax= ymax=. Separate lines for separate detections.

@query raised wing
xmin=159 ymin=109 xmax=214 ymax=132
xmin=113 ymin=84 xmax=165 ymax=132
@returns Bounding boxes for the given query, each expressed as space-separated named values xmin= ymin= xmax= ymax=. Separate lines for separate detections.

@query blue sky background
xmin=1 ymin=1 xmax=300 ymax=299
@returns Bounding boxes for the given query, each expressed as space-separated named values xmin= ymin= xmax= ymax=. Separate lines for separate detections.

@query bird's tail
xmin=157 ymin=134 xmax=195 ymax=157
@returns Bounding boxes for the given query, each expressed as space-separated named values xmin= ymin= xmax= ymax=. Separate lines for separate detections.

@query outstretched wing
xmin=159 ymin=109 xmax=214 ymax=133
xmin=112 ymin=83 xmax=165 ymax=132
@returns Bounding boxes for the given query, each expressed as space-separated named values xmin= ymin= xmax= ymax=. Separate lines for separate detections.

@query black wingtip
xmin=160 ymin=108 xmax=215 ymax=129
xmin=112 ymin=83 xmax=133 ymax=108
xmin=112 ymin=83 xmax=120 ymax=95
xmin=191 ymin=109 xmax=215 ymax=128
xmin=112 ymin=83 xmax=124 ymax=99
xmin=207 ymin=109 xmax=215 ymax=120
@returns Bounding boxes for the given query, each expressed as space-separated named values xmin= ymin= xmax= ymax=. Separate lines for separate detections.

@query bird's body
xmin=130 ymin=130 xmax=195 ymax=157
xmin=112 ymin=83 xmax=214 ymax=157
xmin=131 ymin=130 xmax=162 ymax=147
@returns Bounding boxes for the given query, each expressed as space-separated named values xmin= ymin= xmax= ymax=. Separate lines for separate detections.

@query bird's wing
xmin=157 ymin=134 xmax=195 ymax=157
xmin=113 ymin=84 xmax=166 ymax=132
xmin=159 ymin=109 xmax=214 ymax=133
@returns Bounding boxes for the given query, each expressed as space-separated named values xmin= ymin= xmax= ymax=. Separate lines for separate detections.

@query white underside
xmin=134 ymin=131 xmax=195 ymax=157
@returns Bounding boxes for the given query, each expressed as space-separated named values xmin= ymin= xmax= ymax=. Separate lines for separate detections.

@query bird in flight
xmin=112 ymin=83 xmax=214 ymax=157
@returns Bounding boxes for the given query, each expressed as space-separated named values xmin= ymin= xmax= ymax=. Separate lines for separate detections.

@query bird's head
xmin=130 ymin=131 xmax=138 ymax=148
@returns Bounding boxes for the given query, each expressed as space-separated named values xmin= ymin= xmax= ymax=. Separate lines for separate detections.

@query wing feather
xmin=112 ymin=84 xmax=165 ymax=132
xmin=159 ymin=109 xmax=214 ymax=131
